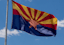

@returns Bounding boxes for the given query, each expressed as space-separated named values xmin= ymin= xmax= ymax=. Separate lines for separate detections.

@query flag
xmin=12 ymin=1 xmax=57 ymax=36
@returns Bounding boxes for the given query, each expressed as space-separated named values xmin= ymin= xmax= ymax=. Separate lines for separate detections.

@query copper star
xmin=29 ymin=19 xmax=39 ymax=30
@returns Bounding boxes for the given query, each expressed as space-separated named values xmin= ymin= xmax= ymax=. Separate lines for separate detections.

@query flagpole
xmin=5 ymin=0 xmax=9 ymax=45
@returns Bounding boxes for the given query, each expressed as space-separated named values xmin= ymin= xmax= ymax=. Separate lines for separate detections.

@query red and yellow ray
xmin=12 ymin=1 xmax=57 ymax=30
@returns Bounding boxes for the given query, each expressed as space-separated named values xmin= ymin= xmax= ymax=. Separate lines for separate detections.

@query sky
xmin=0 ymin=0 xmax=64 ymax=45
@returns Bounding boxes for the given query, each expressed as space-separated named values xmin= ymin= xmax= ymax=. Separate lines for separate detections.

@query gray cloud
xmin=25 ymin=0 xmax=32 ymax=2
xmin=57 ymin=20 xmax=64 ymax=27
xmin=28 ymin=0 xmax=32 ymax=2
xmin=0 ymin=28 xmax=22 ymax=38
xmin=13 ymin=0 xmax=32 ymax=2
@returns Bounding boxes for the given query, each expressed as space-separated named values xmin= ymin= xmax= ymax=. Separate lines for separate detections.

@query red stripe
xmin=13 ymin=1 xmax=30 ymax=19
xmin=39 ymin=14 xmax=55 ymax=22
xmin=37 ymin=11 xmax=44 ymax=20
xmin=13 ymin=9 xmax=21 ymax=15
xmin=34 ymin=9 xmax=37 ymax=20
xmin=40 ymin=24 xmax=57 ymax=30
xmin=27 ymin=7 xmax=32 ymax=19
xmin=13 ymin=9 xmax=29 ymax=21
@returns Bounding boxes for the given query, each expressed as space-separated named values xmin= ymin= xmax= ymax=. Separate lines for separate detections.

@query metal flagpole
xmin=5 ymin=0 xmax=9 ymax=45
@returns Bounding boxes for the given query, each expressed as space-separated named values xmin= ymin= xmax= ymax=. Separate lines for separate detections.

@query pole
xmin=5 ymin=0 xmax=9 ymax=45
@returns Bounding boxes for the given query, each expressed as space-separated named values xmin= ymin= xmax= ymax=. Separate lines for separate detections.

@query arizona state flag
xmin=12 ymin=1 xmax=57 ymax=36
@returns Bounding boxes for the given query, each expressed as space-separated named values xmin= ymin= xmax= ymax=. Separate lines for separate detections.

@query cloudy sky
xmin=0 ymin=0 xmax=64 ymax=45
